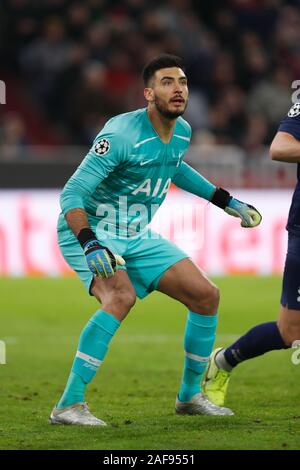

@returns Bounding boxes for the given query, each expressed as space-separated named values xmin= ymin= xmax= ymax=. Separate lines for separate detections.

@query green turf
xmin=0 ymin=275 xmax=299 ymax=450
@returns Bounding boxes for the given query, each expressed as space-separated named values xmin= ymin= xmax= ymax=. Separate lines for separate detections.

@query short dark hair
xmin=142 ymin=53 xmax=185 ymax=86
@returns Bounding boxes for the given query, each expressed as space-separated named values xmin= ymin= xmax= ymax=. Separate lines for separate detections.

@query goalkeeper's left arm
xmin=172 ymin=162 xmax=262 ymax=228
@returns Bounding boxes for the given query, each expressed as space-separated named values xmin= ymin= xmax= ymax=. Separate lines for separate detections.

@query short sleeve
xmin=278 ymin=103 xmax=300 ymax=141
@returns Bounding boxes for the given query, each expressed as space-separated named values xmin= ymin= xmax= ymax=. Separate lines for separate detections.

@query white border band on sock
xmin=76 ymin=351 xmax=102 ymax=367
xmin=184 ymin=351 xmax=209 ymax=364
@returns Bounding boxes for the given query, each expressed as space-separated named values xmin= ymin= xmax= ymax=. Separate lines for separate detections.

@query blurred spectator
xmin=242 ymin=113 xmax=269 ymax=152
xmin=0 ymin=113 xmax=28 ymax=160
xmin=275 ymin=6 xmax=300 ymax=77
xmin=66 ymin=3 xmax=91 ymax=41
xmin=105 ymin=50 xmax=136 ymax=98
xmin=67 ymin=61 xmax=121 ymax=144
xmin=248 ymin=66 xmax=292 ymax=129
xmin=0 ymin=0 xmax=298 ymax=151
xmin=237 ymin=31 xmax=270 ymax=88
xmin=208 ymin=86 xmax=247 ymax=145
xmin=20 ymin=17 xmax=73 ymax=109
xmin=183 ymin=89 xmax=209 ymax=132
xmin=86 ymin=22 xmax=111 ymax=62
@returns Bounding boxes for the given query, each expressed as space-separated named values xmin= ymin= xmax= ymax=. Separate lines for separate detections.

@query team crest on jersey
xmin=94 ymin=138 xmax=110 ymax=156
xmin=288 ymin=102 xmax=300 ymax=117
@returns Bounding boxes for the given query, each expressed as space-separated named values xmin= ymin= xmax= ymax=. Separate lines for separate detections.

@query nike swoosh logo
xmin=140 ymin=159 xmax=153 ymax=166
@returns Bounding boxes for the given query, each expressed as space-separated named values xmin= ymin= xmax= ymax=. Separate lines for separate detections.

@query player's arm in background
xmin=60 ymin=133 xmax=127 ymax=277
xmin=172 ymin=161 xmax=261 ymax=228
xmin=270 ymin=104 xmax=300 ymax=163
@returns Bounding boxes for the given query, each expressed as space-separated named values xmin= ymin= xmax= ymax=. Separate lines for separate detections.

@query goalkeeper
xmin=50 ymin=54 xmax=261 ymax=425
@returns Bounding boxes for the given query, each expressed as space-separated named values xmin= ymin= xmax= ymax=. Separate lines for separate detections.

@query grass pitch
xmin=0 ymin=275 xmax=299 ymax=450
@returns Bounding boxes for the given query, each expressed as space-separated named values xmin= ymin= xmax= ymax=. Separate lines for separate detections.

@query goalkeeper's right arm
xmin=60 ymin=183 xmax=125 ymax=279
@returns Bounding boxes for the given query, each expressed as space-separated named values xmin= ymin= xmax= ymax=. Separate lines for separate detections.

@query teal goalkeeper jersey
xmin=58 ymin=108 xmax=193 ymax=237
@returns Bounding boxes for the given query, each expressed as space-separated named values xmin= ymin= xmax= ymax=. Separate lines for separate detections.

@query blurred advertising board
xmin=0 ymin=188 xmax=292 ymax=276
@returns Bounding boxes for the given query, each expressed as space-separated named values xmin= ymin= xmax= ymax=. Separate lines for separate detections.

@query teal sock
xmin=178 ymin=311 xmax=217 ymax=402
xmin=57 ymin=310 xmax=120 ymax=409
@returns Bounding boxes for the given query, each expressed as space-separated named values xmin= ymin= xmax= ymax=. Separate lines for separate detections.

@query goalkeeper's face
xmin=145 ymin=67 xmax=189 ymax=119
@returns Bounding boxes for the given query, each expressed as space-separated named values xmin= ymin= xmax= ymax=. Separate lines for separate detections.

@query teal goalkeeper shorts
xmin=57 ymin=225 xmax=189 ymax=299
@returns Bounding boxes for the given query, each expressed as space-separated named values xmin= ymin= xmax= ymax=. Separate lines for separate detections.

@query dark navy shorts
xmin=281 ymin=233 xmax=300 ymax=310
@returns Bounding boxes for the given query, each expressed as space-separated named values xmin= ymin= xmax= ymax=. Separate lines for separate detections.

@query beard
xmin=154 ymin=96 xmax=187 ymax=119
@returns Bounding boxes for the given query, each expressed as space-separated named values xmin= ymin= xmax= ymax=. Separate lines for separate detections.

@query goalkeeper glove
xmin=225 ymin=197 xmax=262 ymax=227
xmin=211 ymin=188 xmax=262 ymax=228
xmin=77 ymin=228 xmax=125 ymax=279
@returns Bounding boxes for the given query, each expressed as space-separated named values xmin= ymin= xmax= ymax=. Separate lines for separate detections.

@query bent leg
xmin=157 ymin=258 xmax=219 ymax=401
xmin=217 ymin=234 xmax=300 ymax=370
xmin=215 ymin=305 xmax=297 ymax=372
xmin=277 ymin=232 xmax=300 ymax=345
xmin=229 ymin=304 xmax=300 ymax=367
xmin=91 ymin=270 xmax=137 ymax=321
xmin=157 ymin=258 xmax=220 ymax=315
xmin=57 ymin=271 xmax=136 ymax=409
xmin=277 ymin=306 xmax=300 ymax=346
xmin=217 ymin=315 xmax=289 ymax=370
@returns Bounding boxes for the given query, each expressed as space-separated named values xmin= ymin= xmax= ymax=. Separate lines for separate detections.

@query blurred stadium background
xmin=0 ymin=0 xmax=298 ymax=277
xmin=1 ymin=0 xmax=300 ymax=451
